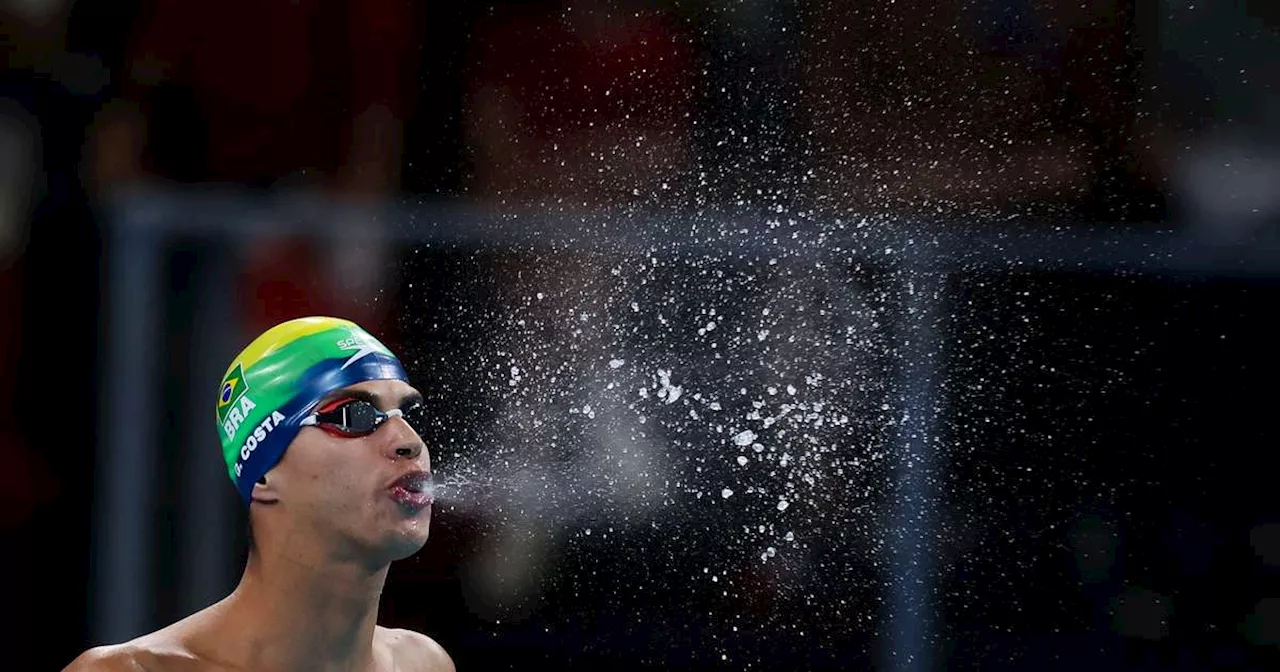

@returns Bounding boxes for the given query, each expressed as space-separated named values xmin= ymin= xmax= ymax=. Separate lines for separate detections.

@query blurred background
xmin=2 ymin=0 xmax=1278 ymax=670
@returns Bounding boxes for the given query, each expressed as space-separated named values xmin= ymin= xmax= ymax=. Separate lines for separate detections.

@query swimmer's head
xmin=215 ymin=316 xmax=408 ymax=504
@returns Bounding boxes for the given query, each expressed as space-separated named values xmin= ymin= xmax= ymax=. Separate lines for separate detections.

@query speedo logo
xmin=336 ymin=334 xmax=381 ymax=370
xmin=336 ymin=336 xmax=368 ymax=350
xmin=233 ymin=410 xmax=287 ymax=477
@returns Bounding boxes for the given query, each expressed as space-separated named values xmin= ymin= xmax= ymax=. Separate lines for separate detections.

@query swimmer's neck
xmin=216 ymin=546 xmax=391 ymax=672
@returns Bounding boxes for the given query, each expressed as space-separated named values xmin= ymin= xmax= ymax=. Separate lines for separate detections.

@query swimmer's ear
xmin=250 ymin=473 xmax=280 ymax=504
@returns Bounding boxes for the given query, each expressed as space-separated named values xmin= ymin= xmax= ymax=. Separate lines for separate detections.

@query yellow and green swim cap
xmin=215 ymin=316 xmax=409 ymax=504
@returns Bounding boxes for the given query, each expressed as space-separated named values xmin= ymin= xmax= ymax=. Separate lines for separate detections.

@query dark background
xmin=2 ymin=1 xmax=1278 ymax=670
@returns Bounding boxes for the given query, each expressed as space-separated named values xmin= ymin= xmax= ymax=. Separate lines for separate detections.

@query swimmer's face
xmin=266 ymin=378 xmax=432 ymax=561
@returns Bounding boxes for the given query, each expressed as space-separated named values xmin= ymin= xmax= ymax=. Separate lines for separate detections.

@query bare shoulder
xmin=62 ymin=643 xmax=150 ymax=672
xmin=378 ymin=626 xmax=456 ymax=672
xmin=63 ymin=618 xmax=208 ymax=672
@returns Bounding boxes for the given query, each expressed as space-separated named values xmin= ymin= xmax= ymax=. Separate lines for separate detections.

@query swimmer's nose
xmin=399 ymin=439 xmax=430 ymax=473
xmin=394 ymin=442 xmax=423 ymax=460
xmin=384 ymin=415 xmax=426 ymax=462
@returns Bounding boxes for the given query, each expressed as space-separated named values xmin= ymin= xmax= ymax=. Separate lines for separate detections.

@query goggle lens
xmin=310 ymin=398 xmax=427 ymax=437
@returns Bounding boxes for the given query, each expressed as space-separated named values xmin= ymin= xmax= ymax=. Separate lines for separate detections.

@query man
xmin=65 ymin=316 xmax=455 ymax=671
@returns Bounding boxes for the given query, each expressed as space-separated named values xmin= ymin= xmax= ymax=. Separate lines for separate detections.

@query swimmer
xmin=64 ymin=316 xmax=455 ymax=671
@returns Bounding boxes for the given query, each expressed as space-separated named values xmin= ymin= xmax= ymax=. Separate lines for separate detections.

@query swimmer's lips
xmin=388 ymin=470 xmax=433 ymax=510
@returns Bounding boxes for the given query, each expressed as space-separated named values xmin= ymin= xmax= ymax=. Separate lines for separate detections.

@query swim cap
xmin=215 ymin=316 xmax=408 ymax=504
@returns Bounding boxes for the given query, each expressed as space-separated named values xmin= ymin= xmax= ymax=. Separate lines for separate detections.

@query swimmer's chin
xmin=383 ymin=518 xmax=431 ymax=561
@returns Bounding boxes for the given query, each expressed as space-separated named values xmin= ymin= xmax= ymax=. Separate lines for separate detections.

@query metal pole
xmin=90 ymin=218 xmax=161 ymax=644
xmin=177 ymin=239 xmax=241 ymax=616
xmin=881 ymin=242 xmax=945 ymax=671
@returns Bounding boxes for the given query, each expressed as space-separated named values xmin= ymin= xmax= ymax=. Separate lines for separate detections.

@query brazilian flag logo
xmin=217 ymin=363 xmax=249 ymax=422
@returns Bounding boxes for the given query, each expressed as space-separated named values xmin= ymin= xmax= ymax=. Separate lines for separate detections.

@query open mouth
xmin=389 ymin=471 xmax=433 ymax=509
xmin=394 ymin=471 xmax=431 ymax=493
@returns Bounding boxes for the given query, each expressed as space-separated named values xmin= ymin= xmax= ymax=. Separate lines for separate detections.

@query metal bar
xmin=90 ymin=221 xmax=161 ymax=644
xmin=881 ymin=244 xmax=946 ymax=672
xmin=176 ymin=240 xmax=240 ymax=616
xmin=97 ymin=190 xmax=1274 ymax=667
xmin=106 ymin=188 xmax=1280 ymax=278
